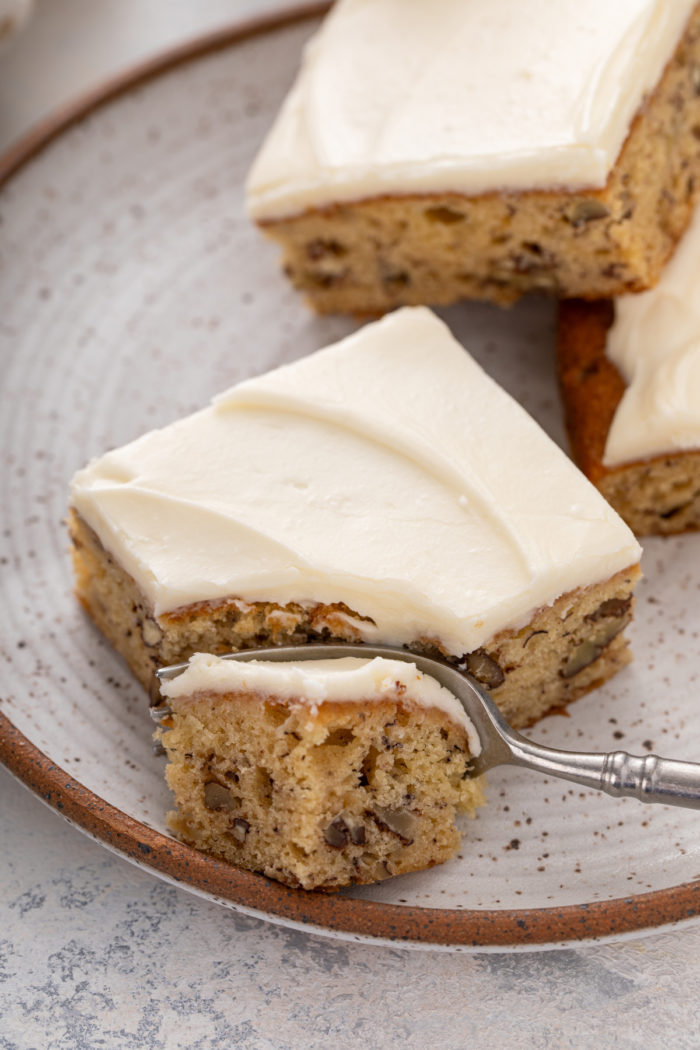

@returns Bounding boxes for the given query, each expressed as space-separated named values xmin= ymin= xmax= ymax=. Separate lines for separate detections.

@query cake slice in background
xmin=69 ymin=307 xmax=641 ymax=729
xmin=155 ymin=653 xmax=485 ymax=890
xmin=558 ymin=205 xmax=700 ymax=536
xmin=246 ymin=0 xmax=700 ymax=313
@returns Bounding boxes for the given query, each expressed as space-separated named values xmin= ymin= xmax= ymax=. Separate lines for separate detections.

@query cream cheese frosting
xmin=159 ymin=653 xmax=481 ymax=752
xmin=70 ymin=307 xmax=641 ymax=656
xmin=604 ymin=205 xmax=700 ymax=467
xmin=246 ymin=0 xmax=695 ymax=220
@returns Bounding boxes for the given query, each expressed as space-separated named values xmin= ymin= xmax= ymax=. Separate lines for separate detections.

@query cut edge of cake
xmin=154 ymin=654 xmax=485 ymax=890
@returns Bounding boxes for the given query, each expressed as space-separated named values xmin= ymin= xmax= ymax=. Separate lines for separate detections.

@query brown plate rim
xmin=1 ymin=4 xmax=699 ymax=949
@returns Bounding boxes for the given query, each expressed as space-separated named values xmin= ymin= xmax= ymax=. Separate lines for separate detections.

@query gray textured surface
xmin=3 ymin=765 xmax=700 ymax=1049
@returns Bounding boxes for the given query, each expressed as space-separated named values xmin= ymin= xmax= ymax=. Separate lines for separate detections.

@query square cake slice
xmin=155 ymin=653 xmax=485 ymax=890
xmin=246 ymin=0 xmax=700 ymax=312
xmin=558 ymin=204 xmax=700 ymax=536
xmin=70 ymin=307 xmax=641 ymax=728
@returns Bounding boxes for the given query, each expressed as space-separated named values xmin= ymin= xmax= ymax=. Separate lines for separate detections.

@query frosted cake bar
xmin=247 ymin=0 xmax=700 ymax=312
xmin=69 ymin=307 xmax=642 ymax=728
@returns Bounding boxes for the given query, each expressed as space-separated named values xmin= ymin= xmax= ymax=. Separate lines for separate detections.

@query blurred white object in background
xmin=0 ymin=0 xmax=287 ymax=154
xmin=0 ymin=0 xmax=32 ymax=49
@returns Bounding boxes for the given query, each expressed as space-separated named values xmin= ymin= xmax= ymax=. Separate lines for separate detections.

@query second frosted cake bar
xmin=69 ymin=307 xmax=641 ymax=728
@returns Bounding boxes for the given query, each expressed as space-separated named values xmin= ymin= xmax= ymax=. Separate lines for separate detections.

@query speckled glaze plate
xmin=1 ymin=6 xmax=700 ymax=952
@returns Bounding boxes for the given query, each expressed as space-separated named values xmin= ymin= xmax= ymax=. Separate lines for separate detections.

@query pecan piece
xmin=567 ymin=199 xmax=610 ymax=227
xmin=424 ymin=205 xmax=465 ymax=224
xmin=370 ymin=805 xmax=418 ymax=845
xmin=466 ymin=649 xmax=505 ymax=689
xmin=232 ymin=817 xmax=250 ymax=843
xmin=203 ymin=781 xmax=239 ymax=812
xmin=560 ymin=640 xmax=603 ymax=679
xmin=586 ymin=596 xmax=632 ymax=622
xmin=323 ymin=814 xmax=366 ymax=849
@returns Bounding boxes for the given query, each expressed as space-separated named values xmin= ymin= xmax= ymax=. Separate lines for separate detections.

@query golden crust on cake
xmin=70 ymin=508 xmax=640 ymax=729
xmin=558 ymin=299 xmax=700 ymax=535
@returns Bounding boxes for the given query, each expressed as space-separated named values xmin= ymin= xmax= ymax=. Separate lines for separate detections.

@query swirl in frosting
xmin=71 ymin=308 xmax=640 ymax=655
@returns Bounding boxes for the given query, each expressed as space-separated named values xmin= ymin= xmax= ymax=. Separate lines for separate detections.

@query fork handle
xmin=599 ymin=751 xmax=700 ymax=808
xmin=511 ymin=742 xmax=700 ymax=809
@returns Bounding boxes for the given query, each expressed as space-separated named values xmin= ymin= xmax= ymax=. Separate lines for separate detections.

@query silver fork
xmin=154 ymin=643 xmax=700 ymax=809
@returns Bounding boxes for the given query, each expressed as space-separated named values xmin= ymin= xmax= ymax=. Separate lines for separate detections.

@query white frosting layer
xmin=70 ymin=307 xmax=640 ymax=656
xmin=246 ymin=0 xmax=694 ymax=220
xmin=604 ymin=205 xmax=700 ymax=467
xmin=160 ymin=653 xmax=480 ymax=753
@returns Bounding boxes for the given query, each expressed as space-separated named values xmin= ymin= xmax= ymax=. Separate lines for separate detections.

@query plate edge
xmin=0 ymin=1 xmax=331 ymax=185
xmin=1 ymin=4 xmax=699 ymax=950
xmin=2 ymin=709 xmax=699 ymax=949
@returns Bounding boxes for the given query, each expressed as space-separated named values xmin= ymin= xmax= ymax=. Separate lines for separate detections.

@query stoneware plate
xmin=1 ymin=5 xmax=699 ymax=953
